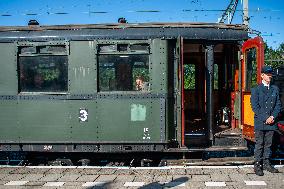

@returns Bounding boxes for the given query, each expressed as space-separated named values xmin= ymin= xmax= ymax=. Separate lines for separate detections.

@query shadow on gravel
xmin=82 ymin=176 xmax=189 ymax=189
xmin=139 ymin=176 xmax=189 ymax=189
xmin=85 ymin=181 xmax=112 ymax=189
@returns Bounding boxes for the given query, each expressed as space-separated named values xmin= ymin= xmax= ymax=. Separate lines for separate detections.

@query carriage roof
xmin=0 ymin=22 xmax=248 ymax=42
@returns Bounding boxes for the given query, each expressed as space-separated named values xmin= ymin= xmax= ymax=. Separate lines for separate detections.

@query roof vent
xmin=118 ymin=17 xmax=127 ymax=23
xmin=28 ymin=20 xmax=39 ymax=26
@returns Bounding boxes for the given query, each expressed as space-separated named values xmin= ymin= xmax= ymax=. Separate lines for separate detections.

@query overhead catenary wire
xmin=1 ymin=8 xmax=282 ymax=17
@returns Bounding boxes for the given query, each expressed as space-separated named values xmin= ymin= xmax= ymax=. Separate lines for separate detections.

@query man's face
xmin=261 ymin=73 xmax=272 ymax=84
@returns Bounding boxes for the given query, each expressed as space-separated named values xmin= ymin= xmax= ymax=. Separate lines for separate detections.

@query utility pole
xmin=218 ymin=0 xmax=239 ymax=24
xmin=218 ymin=0 xmax=249 ymax=27
xmin=242 ymin=0 xmax=249 ymax=26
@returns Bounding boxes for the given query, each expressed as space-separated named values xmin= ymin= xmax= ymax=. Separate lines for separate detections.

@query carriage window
xmin=245 ymin=48 xmax=257 ymax=91
xmin=18 ymin=45 xmax=68 ymax=93
xmin=98 ymin=54 xmax=150 ymax=91
xmin=184 ymin=64 xmax=195 ymax=90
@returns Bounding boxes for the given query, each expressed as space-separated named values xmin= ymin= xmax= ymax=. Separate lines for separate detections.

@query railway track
xmin=0 ymin=152 xmax=260 ymax=167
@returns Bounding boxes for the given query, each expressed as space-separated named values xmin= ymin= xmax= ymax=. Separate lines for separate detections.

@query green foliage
xmin=99 ymin=67 xmax=115 ymax=90
xmin=214 ymin=64 xmax=219 ymax=90
xmin=184 ymin=64 xmax=195 ymax=90
xmin=38 ymin=68 xmax=60 ymax=81
xmin=264 ymin=42 xmax=284 ymax=68
xmin=247 ymin=48 xmax=258 ymax=89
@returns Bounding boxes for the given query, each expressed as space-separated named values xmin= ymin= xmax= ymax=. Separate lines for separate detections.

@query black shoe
xmin=254 ymin=162 xmax=264 ymax=176
xmin=263 ymin=161 xmax=279 ymax=173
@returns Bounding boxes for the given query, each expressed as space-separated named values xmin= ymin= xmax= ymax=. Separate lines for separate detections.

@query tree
xmin=264 ymin=42 xmax=284 ymax=68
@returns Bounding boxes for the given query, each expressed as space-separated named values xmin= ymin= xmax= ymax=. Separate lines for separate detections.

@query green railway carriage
xmin=0 ymin=22 xmax=283 ymax=158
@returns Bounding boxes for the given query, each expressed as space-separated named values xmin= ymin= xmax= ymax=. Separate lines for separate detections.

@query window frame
xmin=17 ymin=41 xmax=69 ymax=95
xmin=95 ymin=40 xmax=151 ymax=94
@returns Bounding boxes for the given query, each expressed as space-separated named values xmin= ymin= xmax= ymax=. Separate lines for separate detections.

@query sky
xmin=0 ymin=0 xmax=283 ymax=49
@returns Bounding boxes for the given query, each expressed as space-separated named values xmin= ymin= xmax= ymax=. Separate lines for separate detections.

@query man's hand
xmin=265 ymin=116 xmax=275 ymax=124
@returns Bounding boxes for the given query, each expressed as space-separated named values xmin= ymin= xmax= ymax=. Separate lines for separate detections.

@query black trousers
xmin=254 ymin=130 xmax=274 ymax=162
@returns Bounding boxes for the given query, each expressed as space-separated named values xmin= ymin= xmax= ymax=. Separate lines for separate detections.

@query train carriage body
xmin=0 ymin=22 xmax=283 ymax=157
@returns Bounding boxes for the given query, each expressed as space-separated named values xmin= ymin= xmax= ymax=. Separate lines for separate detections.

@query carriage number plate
xmin=79 ymin=108 xmax=88 ymax=122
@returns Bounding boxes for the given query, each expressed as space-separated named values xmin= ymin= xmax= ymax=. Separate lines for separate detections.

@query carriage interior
xmin=182 ymin=41 xmax=240 ymax=147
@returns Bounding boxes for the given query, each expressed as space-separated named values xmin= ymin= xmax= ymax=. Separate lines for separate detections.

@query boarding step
xmin=184 ymin=133 xmax=208 ymax=147
xmin=214 ymin=128 xmax=246 ymax=147
xmin=203 ymin=146 xmax=252 ymax=161
xmin=205 ymin=146 xmax=248 ymax=152
xmin=164 ymin=157 xmax=253 ymax=166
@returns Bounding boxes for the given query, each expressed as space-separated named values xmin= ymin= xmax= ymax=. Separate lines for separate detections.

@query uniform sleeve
xmin=271 ymin=86 xmax=282 ymax=119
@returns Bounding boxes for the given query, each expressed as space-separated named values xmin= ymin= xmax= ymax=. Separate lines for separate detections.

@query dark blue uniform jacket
xmin=251 ymin=83 xmax=282 ymax=131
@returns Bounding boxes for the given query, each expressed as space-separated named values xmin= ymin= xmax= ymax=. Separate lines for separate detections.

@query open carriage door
xmin=175 ymin=37 xmax=185 ymax=147
xmin=241 ymin=36 xmax=264 ymax=141
xmin=174 ymin=36 xmax=186 ymax=147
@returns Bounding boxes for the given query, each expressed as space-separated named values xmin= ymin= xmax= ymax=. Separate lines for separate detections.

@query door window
xmin=245 ymin=48 xmax=257 ymax=91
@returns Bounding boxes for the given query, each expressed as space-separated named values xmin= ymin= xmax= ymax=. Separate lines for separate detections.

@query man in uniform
xmin=251 ymin=65 xmax=282 ymax=176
